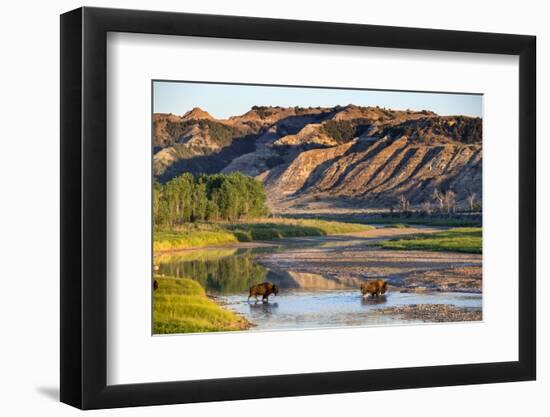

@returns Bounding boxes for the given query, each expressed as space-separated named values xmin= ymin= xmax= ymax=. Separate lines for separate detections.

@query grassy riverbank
xmin=360 ymin=217 xmax=480 ymax=227
xmin=281 ymin=213 xmax=481 ymax=227
xmin=153 ymin=276 xmax=250 ymax=334
xmin=375 ymin=227 xmax=482 ymax=254
xmin=154 ymin=218 xmax=373 ymax=252
xmin=154 ymin=230 xmax=239 ymax=252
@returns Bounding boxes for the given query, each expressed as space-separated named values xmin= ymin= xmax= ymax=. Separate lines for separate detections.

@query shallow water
xmin=219 ymin=290 xmax=481 ymax=330
xmin=156 ymin=236 xmax=482 ymax=330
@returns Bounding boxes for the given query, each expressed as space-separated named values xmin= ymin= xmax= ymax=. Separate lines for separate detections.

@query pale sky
xmin=153 ymin=80 xmax=482 ymax=119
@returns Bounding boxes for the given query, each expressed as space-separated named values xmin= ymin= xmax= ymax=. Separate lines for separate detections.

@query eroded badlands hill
xmin=153 ymin=105 xmax=482 ymax=212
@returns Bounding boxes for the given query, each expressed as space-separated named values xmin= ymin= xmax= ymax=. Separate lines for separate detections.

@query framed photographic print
xmin=60 ymin=6 xmax=536 ymax=409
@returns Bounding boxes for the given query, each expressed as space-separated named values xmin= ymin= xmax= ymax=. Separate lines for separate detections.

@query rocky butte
xmin=153 ymin=104 xmax=482 ymax=213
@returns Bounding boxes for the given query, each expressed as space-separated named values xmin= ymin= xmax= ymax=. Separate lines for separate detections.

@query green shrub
xmin=322 ymin=120 xmax=356 ymax=143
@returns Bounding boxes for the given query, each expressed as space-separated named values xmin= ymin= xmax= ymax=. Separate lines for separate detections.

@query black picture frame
xmin=60 ymin=6 xmax=536 ymax=410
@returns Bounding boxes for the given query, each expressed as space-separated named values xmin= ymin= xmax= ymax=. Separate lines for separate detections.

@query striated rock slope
xmin=153 ymin=105 xmax=482 ymax=211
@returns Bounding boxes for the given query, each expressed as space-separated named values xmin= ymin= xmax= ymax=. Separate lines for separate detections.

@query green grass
xmin=153 ymin=276 xmax=250 ymax=334
xmin=154 ymin=230 xmax=238 ymax=252
xmin=227 ymin=218 xmax=371 ymax=241
xmin=357 ymin=217 xmax=481 ymax=227
xmin=284 ymin=213 xmax=481 ymax=227
xmin=155 ymin=248 xmax=238 ymax=264
xmin=375 ymin=227 xmax=482 ymax=254
xmin=154 ymin=218 xmax=373 ymax=251
xmin=283 ymin=214 xmax=481 ymax=227
xmin=292 ymin=218 xmax=373 ymax=234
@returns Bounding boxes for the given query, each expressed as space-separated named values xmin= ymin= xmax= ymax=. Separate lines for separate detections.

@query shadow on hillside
xmin=156 ymin=133 xmax=258 ymax=182
xmin=156 ymin=110 xmax=344 ymax=182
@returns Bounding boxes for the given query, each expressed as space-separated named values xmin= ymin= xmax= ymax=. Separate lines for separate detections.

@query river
xmin=156 ymin=227 xmax=482 ymax=331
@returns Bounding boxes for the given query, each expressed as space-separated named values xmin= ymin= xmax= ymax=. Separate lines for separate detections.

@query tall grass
xmin=227 ymin=218 xmax=370 ymax=241
xmin=155 ymin=248 xmax=238 ymax=264
xmin=154 ymin=218 xmax=373 ymax=252
xmin=154 ymin=230 xmax=238 ymax=252
xmin=375 ymin=227 xmax=482 ymax=254
xmin=358 ymin=217 xmax=481 ymax=227
xmin=153 ymin=276 xmax=250 ymax=334
xmin=289 ymin=218 xmax=373 ymax=234
xmin=282 ymin=214 xmax=481 ymax=227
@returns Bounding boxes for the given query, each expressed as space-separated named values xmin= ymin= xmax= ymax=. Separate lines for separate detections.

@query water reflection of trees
xmin=159 ymin=253 xmax=267 ymax=294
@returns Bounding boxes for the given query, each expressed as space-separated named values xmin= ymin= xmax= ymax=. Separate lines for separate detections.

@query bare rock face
xmin=264 ymin=135 xmax=481 ymax=211
xmin=273 ymin=123 xmax=338 ymax=148
xmin=153 ymin=105 xmax=482 ymax=210
xmin=181 ymin=107 xmax=215 ymax=121
xmin=221 ymin=148 xmax=274 ymax=177
xmin=268 ymin=140 xmax=357 ymax=196
xmin=153 ymin=147 xmax=179 ymax=177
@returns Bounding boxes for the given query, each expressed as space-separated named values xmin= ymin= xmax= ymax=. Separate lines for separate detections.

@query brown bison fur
xmin=249 ymin=282 xmax=279 ymax=302
xmin=361 ymin=279 xmax=388 ymax=297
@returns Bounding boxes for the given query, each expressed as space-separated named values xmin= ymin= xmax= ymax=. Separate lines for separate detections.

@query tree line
xmin=393 ymin=188 xmax=480 ymax=215
xmin=154 ymin=172 xmax=269 ymax=226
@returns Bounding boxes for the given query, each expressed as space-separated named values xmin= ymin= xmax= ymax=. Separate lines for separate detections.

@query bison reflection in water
xmin=248 ymin=282 xmax=279 ymax=303
xmin=361 ymin=294 xmax=388 ymax=305
xmin=249 ymin=301 xmax=279 ymax=317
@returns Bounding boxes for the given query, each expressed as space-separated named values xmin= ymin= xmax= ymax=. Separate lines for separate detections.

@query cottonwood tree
xmin=421 ymin=201 xmax=432 ymax=215
xmin=191 ymin=181 xmax=208 ymax=221
xmin=432 ymin=188 xmax=445 ymax=212
xmin=466 ymin=190 xmax=477 ymax=212
xmin=443 ymin=190 xmax=456 ymax=214
xmin=398 ymin=194 xmax=410 ymax=213
xmin=432 ymin=188 xmax=457 ymax=214
xmin=153 ymin=172 xmax=269 ymax=227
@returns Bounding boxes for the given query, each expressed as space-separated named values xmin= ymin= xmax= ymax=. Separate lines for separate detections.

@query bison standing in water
xmin=361 ymin=279 xmax=388 ymax=298
xmin=248 ymin=282 xmax=279 ymax=303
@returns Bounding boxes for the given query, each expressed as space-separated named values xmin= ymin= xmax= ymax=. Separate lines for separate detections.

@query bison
xmin=248 ymin=282 xmax=279 ymax=303
xmin=360 ymin=279 xmax=388 ymax=298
